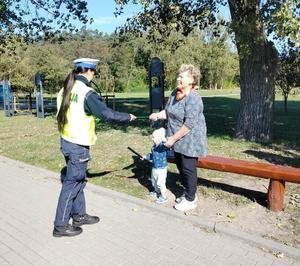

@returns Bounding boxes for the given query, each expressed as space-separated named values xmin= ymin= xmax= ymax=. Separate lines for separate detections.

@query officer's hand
xmin=129 ymin=114 xmax=136 ymax=121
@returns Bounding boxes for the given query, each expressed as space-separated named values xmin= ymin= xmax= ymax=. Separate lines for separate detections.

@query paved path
xmin=0 ymin=156 xmax=299 ymax=266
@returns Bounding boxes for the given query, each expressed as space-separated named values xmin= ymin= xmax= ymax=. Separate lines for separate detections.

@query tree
xmin=115 ymin=0 xmax=300 ymax=142
xmin=0 ymin=0 xmax=91 ymax=52
xmin=200 ymin=28 xmax=238 ymax=90
xmin=276 ymin=49 xmax=300 ymax=113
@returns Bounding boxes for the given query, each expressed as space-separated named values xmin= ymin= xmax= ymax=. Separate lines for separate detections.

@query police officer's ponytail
xmin=57 ymin=67 xmax=90 ymax=132
xmin=57 ymin=69 xmax=77 ymax=132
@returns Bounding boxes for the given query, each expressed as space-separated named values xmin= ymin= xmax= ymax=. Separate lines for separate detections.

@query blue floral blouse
xmin=166 ymin=89 xmax=207 ymax=158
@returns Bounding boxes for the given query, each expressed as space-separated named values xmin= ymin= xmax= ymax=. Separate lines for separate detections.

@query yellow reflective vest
xmin=57 ymin=80 xmax=97 ymax=146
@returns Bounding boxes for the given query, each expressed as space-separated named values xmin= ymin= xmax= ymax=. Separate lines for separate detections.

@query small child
xmin=144 ymin=128 xmax=169 ymax=204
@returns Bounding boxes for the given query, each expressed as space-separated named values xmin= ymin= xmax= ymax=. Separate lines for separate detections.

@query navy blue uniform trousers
xmin=54 ymin=138 xmax=90 ymax=226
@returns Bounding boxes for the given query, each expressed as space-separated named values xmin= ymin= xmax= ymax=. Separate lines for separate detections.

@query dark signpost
xmin=149 ymin=57 xmax=165 ymax=114
xmin=2 ymin=79 xmax=13 ymax=117
xmin=35 ymin=72 xmax=44 ymax=118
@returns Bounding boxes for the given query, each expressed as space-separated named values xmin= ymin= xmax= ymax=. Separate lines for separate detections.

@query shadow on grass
xmin=204 ymin=97 xmax=239 ymax=137
xmin=197 ymin=177 xmax=267 ymax=207
xmin=126 ymin=155 xmax=186 ymax=197
xmin=126 ymin=158 xmax=267 ymax=207
xmin=244 ymin=150 xmax=300 ymax=168
xmin=86 ymin=170 xmax=117 ymax=178
xmin=125 ymin=155 xmax=153 ymax=191
xmin=60 ymin=165 xmax=119 ymax=181
xmin=166 ymin=170 xmax=267 ymax=207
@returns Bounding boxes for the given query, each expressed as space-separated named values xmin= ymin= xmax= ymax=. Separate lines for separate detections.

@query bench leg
xmin=267 ymin=179 xmax=285 ymax=211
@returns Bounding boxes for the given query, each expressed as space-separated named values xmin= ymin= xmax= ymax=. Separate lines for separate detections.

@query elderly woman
xmin=149 ymin=64 xmax=207 ymax=211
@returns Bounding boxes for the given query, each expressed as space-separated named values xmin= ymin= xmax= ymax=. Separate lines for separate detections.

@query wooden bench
xmin=167 ymin=155 xmax=300 ymax=211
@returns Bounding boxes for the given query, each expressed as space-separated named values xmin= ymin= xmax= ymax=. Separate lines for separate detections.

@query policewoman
xmin=53 ymin=58 xmax=136 ymax=237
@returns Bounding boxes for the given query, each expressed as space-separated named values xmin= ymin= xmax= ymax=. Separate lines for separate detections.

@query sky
xmin=82 ymin=0 xmax=141 ymax=34
xmin=81 ymin=1 xmax=231 ymax=34
xmin=84 ymin=2 xmax=282 ymax=52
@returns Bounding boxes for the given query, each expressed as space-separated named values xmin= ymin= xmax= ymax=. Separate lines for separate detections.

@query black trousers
xmin=174 ymin=152 xmax=198 ymax=201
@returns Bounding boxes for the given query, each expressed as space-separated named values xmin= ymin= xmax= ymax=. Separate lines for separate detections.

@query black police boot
xmin=72 ymin=214 xmax=100 ymax=226
xmin=53 ymin=224 xmax=82 ymax=237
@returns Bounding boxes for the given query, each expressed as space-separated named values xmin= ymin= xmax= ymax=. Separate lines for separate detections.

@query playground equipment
xmin=12 ymin=93 xmax=33 ymax=114
xmin=148 ymin=57 xmax=165 ymax=114
xmin=1 ymin=80 xmax=13 ymax=117
xmin=35 ymin=72 xmax=44 ymax=118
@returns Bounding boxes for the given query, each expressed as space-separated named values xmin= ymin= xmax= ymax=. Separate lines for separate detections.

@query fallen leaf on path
xmin=227 ymin=212 xmax=236 ymax=219
xmin=277 ymin=223 xmax=283 ymax=228
xmin=273 ymin=252 xmax=284 ymax=258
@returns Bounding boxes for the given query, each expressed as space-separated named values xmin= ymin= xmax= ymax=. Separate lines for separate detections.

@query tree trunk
xmin=236 ymin=41 xmax=277 ymax=142
xmin=284 ymin=94 xmax=288 ymax=113
xmin=228 ymin=0 xmax=278 ymax=143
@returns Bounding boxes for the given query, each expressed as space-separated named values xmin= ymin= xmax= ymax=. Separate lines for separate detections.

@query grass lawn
xmin=1 ymin=92 xmax=299 ymax=197
xmin=0 ymin=92 xmax=299 ymax=197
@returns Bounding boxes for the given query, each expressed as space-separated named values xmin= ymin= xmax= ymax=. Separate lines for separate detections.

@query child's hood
xmin=152 ymin=127 xmax=166 ymax=145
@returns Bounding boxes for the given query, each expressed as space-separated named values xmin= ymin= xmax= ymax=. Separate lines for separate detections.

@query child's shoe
xmin=149 ymin=191 xmax=158 ymax=199
xmin=156 ymin=195 xmax=167 ymax=204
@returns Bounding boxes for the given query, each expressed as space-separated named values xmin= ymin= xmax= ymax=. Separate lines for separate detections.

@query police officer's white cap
xmin=73 ymin=58 xmax=99 ymax=70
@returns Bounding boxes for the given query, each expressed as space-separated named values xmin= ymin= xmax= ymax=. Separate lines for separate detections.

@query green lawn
xmin=1 ymin=93 xmax=299 ymax=196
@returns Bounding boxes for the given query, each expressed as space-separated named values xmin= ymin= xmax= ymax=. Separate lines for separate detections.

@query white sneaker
xmin=174 ymin=198 xmax=197 ymax=211
xmin=175 ymin=195 xmax=198 ymax=204
xmin=156 ymin=195 xmax=167 ymax=204
xmin=175 ymin=194 xmax=185 ymax=204
xmin=149 ymin=191 xmax=158 ymax=199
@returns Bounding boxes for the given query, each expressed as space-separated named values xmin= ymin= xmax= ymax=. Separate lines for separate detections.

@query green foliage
xmin=264 ymin=0 xmax=300 ymax=48
xmin=199 ymin=30 xmax=239 ymax=89
xmin=0 ymin=28 xmax=239 ymax=93
xmin=140 ymin=29 xmax=239 ymax=90
xmin=115 ymin=1 xmax=299 ymax=53
xmin=115 ymin=0 xmax=223 ymax=48
xmin=126 ymin=70 xmax=148 ymax=92
xmin=0 ymin=0 xmax=91 ymax=52
xmin=276 ymin=48 xmax=300 ymax=112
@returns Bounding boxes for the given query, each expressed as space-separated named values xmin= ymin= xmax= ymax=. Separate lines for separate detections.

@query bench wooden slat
xmin=168 ymin=155 xmax=300 ymax=183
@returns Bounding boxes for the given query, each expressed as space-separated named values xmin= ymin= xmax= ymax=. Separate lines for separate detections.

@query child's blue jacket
xmin=145 ymin=142 xmax=168 ymax=169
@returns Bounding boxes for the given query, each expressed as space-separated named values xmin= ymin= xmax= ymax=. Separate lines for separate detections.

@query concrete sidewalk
xmin=0 ymin=155 xmax=299 ymax=266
